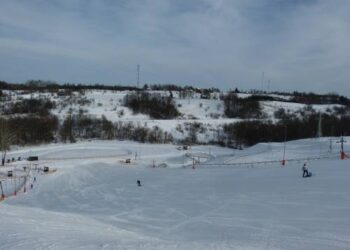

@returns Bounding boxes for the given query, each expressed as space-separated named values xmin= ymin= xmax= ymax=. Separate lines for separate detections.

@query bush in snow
xmin=123 ymin=92 xmax=180 ymax=119
xmin=222 ymin=92 xmax=263 ymax=119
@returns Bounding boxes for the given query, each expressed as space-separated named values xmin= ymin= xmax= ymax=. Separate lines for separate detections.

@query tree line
xmin=224 ymin=114 xmax=350 ymax=147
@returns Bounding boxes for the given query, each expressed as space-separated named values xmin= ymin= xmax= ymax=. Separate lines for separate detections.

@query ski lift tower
xmin=316 ymin=113 xmax=322 ymax=138
xmin=336 ymin=136 xmax=347 ymax=160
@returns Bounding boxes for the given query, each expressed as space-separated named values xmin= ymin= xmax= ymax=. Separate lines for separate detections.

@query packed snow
xmin=1 ymin=138 xmax=349 ymax=249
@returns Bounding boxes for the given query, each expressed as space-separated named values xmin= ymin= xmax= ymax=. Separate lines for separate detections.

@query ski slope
xmin=0 ymin=138 xmax=349 ymax=249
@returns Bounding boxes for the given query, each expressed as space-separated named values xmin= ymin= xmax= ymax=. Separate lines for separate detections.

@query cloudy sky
xmin=0 ymin=0 xmax=349 ymax=94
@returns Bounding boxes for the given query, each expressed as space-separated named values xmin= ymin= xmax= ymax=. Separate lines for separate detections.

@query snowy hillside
xmin=1 ymin=138 xmax=349 ymax=249
xmin=1 ymin=89 xmax=347 ymax=143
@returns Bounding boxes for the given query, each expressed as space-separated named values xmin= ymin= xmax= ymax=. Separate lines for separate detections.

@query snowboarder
xmin=30 ymin=183 xmax=33 ymax=189
xmin=302 ymin=163 xmax=309 ymax=178
xmin=137 ymin=180 xmax=141 ymax=187
xmin=34 ymin=177 xmax=36 ymax=182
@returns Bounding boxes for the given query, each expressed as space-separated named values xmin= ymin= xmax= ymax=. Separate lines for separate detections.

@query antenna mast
xmin=137 ymin=64 xmax=140 ymax=88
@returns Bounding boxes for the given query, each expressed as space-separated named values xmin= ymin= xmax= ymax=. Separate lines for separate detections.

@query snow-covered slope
xmin=1 ymin=89 xmax=346 ymax=143
xmin=1 ymin=138 xmax=349 ymax=249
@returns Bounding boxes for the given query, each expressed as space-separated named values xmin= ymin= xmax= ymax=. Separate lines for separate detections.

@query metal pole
xmin=341 ymin=136 xmax=345 ymax=160
xmin=0 ymin=181 xmax=4 ymax=200
xmin=137 ymin=64 xmax=140 ymax=88
xmin=336 ymin=136 xmax=347 ymax=160
xmin=14 ymin=167 xmax=16 ymax=196
xmin=282 ymin=126 xmax=287 ymax=166
xmin=23 ymin=176 xmax=26 ymax=193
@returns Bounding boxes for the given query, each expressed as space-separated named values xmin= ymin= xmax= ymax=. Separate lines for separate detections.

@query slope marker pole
xmin=282 ymin=125 xmax=287 ymax=166
xmin=337 ymin=136 xmax=348 ymax=160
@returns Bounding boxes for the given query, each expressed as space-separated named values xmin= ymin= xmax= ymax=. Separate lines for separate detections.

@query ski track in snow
xmin=1 ymin=138 xmax=350 ymax=250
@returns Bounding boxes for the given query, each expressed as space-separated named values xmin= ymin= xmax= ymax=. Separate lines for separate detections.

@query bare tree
xmin=0 ymin=119 xmax=15 ymax=166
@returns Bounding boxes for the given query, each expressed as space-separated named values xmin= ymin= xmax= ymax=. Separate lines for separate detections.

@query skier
xmin=302 ymin=163 xmax=309 ymax=178
xmin=137 ymin=180 xmax=141 ymax=187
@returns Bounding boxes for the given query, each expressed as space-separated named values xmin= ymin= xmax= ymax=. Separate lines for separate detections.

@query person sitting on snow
xmin=302 ymin=163 xmax=309 ymax=178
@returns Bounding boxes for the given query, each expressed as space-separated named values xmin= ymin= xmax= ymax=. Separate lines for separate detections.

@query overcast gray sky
xmin=0 ymin=0 xmax=349 ymax=94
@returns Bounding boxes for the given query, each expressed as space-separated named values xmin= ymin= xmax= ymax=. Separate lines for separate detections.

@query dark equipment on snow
xmin=303 ymin=172 xmax=312 ymax=178
xmin=27 ymin=156 xmax=39 ymax=161
xmin=7 ymin=170 xmax=13 ymax=177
